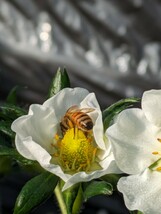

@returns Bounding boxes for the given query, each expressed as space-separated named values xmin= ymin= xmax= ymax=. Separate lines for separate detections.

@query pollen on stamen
xmin=52 ymin=127 xmax=99 ymax=173
xmin=156 ymin=167 xmax=161 ymax=171
xmin=152 ymin=151 xmax=159 ymax=155
xmin=157 ymin=138 xmax=161 ymax=143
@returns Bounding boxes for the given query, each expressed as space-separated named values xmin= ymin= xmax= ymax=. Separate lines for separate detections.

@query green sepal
xmin=72 ymin=185 xmax=84 ymax=214
xmin=13 ymin=172 xmax=59 ymax=214
xmin=0 ymin=121 xmax=15 ymax=138
xmin=61 ymin=182 xmax=83 ymax=214
xmin=82 ymin=180 xmax=113 ymax=202
xmin=0 ymin=104 xmax=26 ymax=121
xmin=48 ymin=67 xmax=70 ymax=98
xmin=101 ymin=173 xmax=122 ymax=190
xmin=130 ymin=211 xmax=144 ymax=214
xmin=0 ymin=147 xmax=36 ymax=165
xmin=103 ymin=97 xmax=140 ymax=130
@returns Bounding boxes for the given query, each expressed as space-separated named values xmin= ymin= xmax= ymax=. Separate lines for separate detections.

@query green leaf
xmin=0 ymin=147 xmax=35 ymax=165
xmin=0 ymin=156 xmax=13 ymax=174
xmin=0 ymin=133 xmax=12 ymax=147
xmin=14 ymin=172 xmax=59 ymax=214
xmin=0 ymin=104 xmax=26 ymax=121
xmin=6 ymin=86 xmax=18 ymax=104
xmin=48 ymin=67 xmax=70 ymax=98
xmin=83 ymin=181 xmax=113 ymax=202
xmin=102 ymin=97 xmax=140 ymax=130
xmin=0 ymin=121 xmax=15 ymax=138
xmin=101 ymin=173 xmax=122 ymax=190
xmin=0 ymin=104 xmax=26 ymax=140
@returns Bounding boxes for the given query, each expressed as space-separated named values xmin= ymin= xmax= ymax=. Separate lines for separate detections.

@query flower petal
xmin=15 ymin=135 xmax=36 ymax=160
xmin=80 ymin=92 xmax=105 ymax=150
xmin=15 ymin=135 xmax=71 ymax=181
xmin=15 ymin=135 xmax=52 ymax=165
xmin=12 ymin=104 xmax=58 ymax=153
xmin=107 ymin=108 xmax=161 ymax=174
xmin=142 ymin=89 xmax=161 ymax=127
xmin=118 ymin=169 xmax=161 ymax=214
xmin=43 ymin=87 xmax=89 ymax=121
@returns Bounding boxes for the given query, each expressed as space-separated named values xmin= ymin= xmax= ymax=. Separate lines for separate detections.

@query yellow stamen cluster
xmin=53 ymin=128 xmax=97 ymax=173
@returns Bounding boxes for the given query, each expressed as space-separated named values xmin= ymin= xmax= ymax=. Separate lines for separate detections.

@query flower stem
xmin=54 ymin=183 xmax=67 ymax=214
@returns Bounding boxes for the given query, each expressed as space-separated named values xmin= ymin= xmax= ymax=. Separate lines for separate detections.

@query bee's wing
xmin=67 ymin=105 xmax=94 ymax=113
xmin=80 ymin=108 xmax=95 ymax=113
xmin=66 ymin=105 xmax=79 ymax=113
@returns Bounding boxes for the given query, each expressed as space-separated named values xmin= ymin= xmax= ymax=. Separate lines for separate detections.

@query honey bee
xmin=60 ymin=105 xmax=94 ymax=135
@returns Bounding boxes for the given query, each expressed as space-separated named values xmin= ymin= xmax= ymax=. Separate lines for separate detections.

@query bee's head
xmin=81 ymin=121 xmax=93 ymax=131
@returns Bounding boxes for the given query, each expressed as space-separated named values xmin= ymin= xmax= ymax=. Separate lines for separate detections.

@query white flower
xmin=12 ymin=87 xmax=119 ymax=190
xmin=107 ymin=89 xmax=161 ymax=214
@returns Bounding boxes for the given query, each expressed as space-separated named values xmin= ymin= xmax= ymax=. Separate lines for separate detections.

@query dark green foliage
xmin=48 ymin=67 xmax=70 ymax=98
xmin=103 ymin=97 xmax=140 ymax=130
xmin=83 ymin=180 xmax=113 ymax=202
xmin=14 ymin=172 xmax=58 ymax=214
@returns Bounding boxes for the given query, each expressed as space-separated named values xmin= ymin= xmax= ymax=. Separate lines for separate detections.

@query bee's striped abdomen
xmin=60 ymin=106 xmax=94 ymax=135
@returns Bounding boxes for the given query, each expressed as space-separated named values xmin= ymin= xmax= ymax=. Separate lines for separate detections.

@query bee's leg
xmin=51 ymin=134 xmax=62 ymax=158
xmin=67 ymin=118 xmax=74 ymax=129
xmin=85 ymin=131 xmax=93 ymax=142
xmin=54 ymin=133 xmax=60 ymax=140
xmin=92 ymin=148 xmax=97 ymax=162
xmin=51 ymin=152 xmax=59 ymax=157
xmin=73 ymin=127 xmax=78 ymax=139
xmin=87 ymin=136 xmax=92 ymax=143
xmin=51 ymin=133 xmax=62 ymax=148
